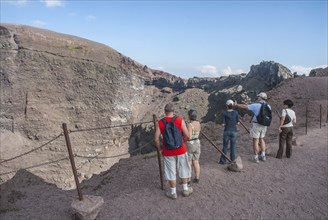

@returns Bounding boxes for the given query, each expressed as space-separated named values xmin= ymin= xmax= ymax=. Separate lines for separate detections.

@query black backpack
xmin=161 ymin=116 xmax=183 ymax=150
xmin=283 ymin=109 xmax=292 ymax=125
xmin=256 ymin=103 xmax=272 ymax=126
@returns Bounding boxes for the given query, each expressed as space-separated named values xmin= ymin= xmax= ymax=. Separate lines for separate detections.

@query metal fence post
xmin=62 ymin=123 xmax=83 ymax=201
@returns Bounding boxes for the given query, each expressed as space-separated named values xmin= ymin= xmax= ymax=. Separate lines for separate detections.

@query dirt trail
xmin=1 ymin=124 xmax=327 ymax=220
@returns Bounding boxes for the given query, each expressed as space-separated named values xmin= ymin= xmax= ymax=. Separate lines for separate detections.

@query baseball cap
xmin=226 ymin=100 xmax=234 ymax=105
xmin=257 ymin=92 xmax=267 ymax=100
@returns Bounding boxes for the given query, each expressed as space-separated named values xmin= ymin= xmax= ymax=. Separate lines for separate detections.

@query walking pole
xmin=153 ymin=114 xmax=164 ymax=190
xmin=200 ymin=131 xmax=232 ymax=163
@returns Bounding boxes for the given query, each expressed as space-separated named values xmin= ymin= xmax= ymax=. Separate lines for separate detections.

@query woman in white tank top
xmin=186 ymin=109 xmax=201 ymax=183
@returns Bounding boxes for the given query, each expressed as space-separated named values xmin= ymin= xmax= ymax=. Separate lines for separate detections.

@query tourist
xmin=219 ymin=100 xmax=240 ymax=164
xmin=234 ymin=92 xmax=271 ymax=163
xmin=154 ymin=103 xmax=193 ymax=200
xmin=186 ymin=109 xmax=201 ymax=183
xmin=276 ymin=99 xmax=297 ymax=159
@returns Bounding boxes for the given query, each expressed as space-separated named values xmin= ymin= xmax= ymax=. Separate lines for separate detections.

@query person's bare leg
xmin=169 ymin=180 xmax=176 ymax=188
xmin=166 ymin=180 xmax=178 ymax=199
xmin=181 ymin=178 xmax=189 ymax=184
xmin=188 ymin=161 xmax=193 ymax=182
xmin=253 ymin=138 xmax=260 ymax=155
xmin=193 ymin=160 xmax=200 ymax=180
xmin=259 ymin=138 xmax=266 ymax=153
xmin=181 ymin=177 xmax=193 ymax=197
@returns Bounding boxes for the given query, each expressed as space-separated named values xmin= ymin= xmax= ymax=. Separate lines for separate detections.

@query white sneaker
xmin=165 ymin=192 xmax=177 ymax=200
xmin=250 ymin=157 xmax=259 ymax=163
xmin=259 ymin=156 xmax=266 ymax=161
xmin=182 ymin=187 xmax=193 ymax=197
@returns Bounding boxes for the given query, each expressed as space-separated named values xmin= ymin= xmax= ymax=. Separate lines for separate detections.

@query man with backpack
xmin=154 ymin=103 xmax=192 ymax=200
xmin=234 ymin=92 xmax=272 ymax=163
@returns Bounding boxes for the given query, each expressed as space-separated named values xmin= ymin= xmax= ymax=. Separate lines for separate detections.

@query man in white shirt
xmin=235 ymin=92 xmax=271 ymax=163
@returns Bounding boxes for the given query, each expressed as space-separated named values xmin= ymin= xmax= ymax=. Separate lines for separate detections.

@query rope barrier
xmin=0 ymin=120 xmax=155 ymax=178
xmin=0 ymin=118 xmax=154 ymax=165
xmin=75 ymin=138 xmax=154 ymax=159
xmin=69 ymin=121 xmax=153 ymax=133
xmin=0 ymin=157 xmax=69 ymax=176
xmin=0 ymin=133 xmax=63 ymax=164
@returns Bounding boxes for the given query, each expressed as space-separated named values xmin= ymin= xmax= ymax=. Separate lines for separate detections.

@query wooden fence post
xmin=11 ymin=116 xmax=14 ymax=133
xmin=24 ymin=92 xmax=28 ymax=120
xmin=320 ymin=104 xmax=322 ymax=128
xmin=62 ymin=123 xmax=83 ymax=201
xmin=305 ymin=105 xmax=308 ymax=135
xmin=153 ymin=114 xmax=164 ymax=190
xmin=327 ymin=105 xmax=328 ymax=123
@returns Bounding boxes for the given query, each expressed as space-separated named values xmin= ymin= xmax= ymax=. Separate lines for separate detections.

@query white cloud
xmin=86 ymin=15 xmax=96 ymax=21
xmin=290 ymin=65 xmax=328 ymax=76
xmin=198 ymin=65 xmax=218 ymax=76
xmin=31 ymin=20 xmax=47 ymax=27
xmin=40 ymin=0 xmax=64 ymax=8
xmin=157 ymin=67 xmax=165 ymax=71
xmin=4 ymin=0 xmax=28 ymax=6
xmin=222 ymin=66 xmax=244 ymax=76
xmin=198 ymin=65 xmax=245 ymax=77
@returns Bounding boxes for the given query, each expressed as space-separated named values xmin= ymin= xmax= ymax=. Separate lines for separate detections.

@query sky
xmin=1 ymin=0 xmax=327 ymax=79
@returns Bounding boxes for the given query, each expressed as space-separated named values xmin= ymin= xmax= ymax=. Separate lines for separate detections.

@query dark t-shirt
xmin=221 ymin=110 xmax=239 ymax=132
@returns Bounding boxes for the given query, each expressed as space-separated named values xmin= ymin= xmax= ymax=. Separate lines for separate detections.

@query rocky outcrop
xmin=148 ymin=61 xmax=293 ymax=95
xmin=309 ymin=67 xmax=328 ymax=77
xmin=242 ymin=61 xmax=294 ymax=92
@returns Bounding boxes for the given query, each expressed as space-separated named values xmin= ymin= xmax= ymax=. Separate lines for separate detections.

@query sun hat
xmin=257 ymin=92 xmax=267 ymax=100
xmin=226 ymin=100 xmax=234 ymax=105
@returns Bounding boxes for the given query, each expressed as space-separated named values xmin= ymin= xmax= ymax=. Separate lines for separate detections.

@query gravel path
xmin=1 ymin=124 xmax=327 ymax=220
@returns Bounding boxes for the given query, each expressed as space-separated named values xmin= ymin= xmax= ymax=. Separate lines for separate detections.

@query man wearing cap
xmin=234 ymin=92 xmax=271 ymax=163
xmin=218 ymin=100 xmax=240 ymax=164
xmin=154 ymin=103 xmax=192 ymax=200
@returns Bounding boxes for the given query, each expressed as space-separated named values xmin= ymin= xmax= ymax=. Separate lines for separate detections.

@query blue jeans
xmin=219 ymin=130 xmax=237 ymax=163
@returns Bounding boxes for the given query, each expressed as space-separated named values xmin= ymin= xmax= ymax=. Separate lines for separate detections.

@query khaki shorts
xmin=250 ymin=123 xmax=267 ymax=138
xmin=186 ymin=140 xmax=201 ymax=161
xmin=163 ymin=153 xmax=191 ymax=181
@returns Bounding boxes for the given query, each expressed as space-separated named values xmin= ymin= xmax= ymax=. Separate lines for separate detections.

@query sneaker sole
xmin=165 ymin=193 xmax=177 ymax=200
xmin=249 ymin=159 xmax=259 ymax=163
xmin=182 ymin=188 xmax=193 ymax=197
